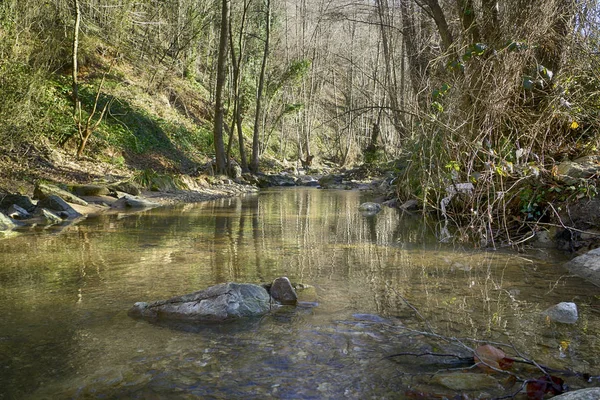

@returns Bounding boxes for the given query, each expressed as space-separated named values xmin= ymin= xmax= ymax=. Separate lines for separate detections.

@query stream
xmin=1 ymin=188 xmax=599 ymax=399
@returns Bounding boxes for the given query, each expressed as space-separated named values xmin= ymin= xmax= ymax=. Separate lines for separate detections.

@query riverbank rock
xmin=112 ymin=195 xmax=161 ymax=209
xmin=270 ymin=277 xmax=298 ymax=305
xmin=399 ymin=199 xmax=419 ymax=211
xmin=7 ymin=204 xmax=30 ymax=219
xmin=34 ymin=183 xmax=88 ymax=206
xmin=0 ymin=212 xmax=17 ymax=231
xmin=37 ymin=195 xmax=83 ymax=219
xmin=108 ymin=181 xmax=141 ymax=196
xmin=564 ymin=247 xmax=600 ymax=287
xmin=543 ymin=302 xmax=578 ymax=324
xmin=298 ymin=175 xmax=319 ymax=187
xmin=552 ymin=388 xmax=600 ymax=399
xmin=69 ymin=184 xmax=110 ymax=197
xmin=318 ymin=174 xmax=348 ymax=190
xmin=256 ymin=174 xmax=298 ymax=188
xmin=128 ymin=283 xmax=272 ymax=322
xmin=556 ymin=156 xmax=600 ymax=185
xmin=0 ymin=194 xmax=36 ymax=212
xmin=38 ymin=208 xmax=63 ymax=224
xmin=358 ymin=202 xmax=382 ymax=213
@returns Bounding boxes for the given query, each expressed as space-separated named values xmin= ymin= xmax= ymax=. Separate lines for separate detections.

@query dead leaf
xmin=526 ymin=376 xmax=566 ymax=399
xmin=474 ymin=344 xmax=511 ymax=372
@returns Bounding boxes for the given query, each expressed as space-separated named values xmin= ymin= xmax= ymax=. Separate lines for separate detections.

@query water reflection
xmin=0 ymin=188 xmax=598 ymax=399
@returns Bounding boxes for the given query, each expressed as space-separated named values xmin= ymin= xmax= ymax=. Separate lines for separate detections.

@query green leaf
xmin=538 ymin=65 xmax=554 ymax=80
xmin=473 ymin=43 xmax=487 ymax=56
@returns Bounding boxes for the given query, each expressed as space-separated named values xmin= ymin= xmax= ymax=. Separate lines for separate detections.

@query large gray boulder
xmin=37 ymin=195 xmax=82 ymax=219
xmin=128 ymin=283 xmax=273 ymax=322
xmin=552 ymin=388 xmax=600 ymax=399
xmin=565 ymin=248 xmax=600 ymax=287
xmin=34 ymin=183 xmax=88 ymax=206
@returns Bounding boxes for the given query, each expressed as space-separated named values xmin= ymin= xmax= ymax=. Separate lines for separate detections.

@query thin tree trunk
xmin=72 ymin=0 xmax=81 ymax=118
xmin=213 ymin=0 xmax=230 ymax=175
xmin=228 ymin=0 xmax=251 ymax=172
xmin=250 ymin=0 xmax=271 ymax=173
xmin=455 ymin=0 xmax=480 ymax=43
xmin=481 ymin=0 xmax=500 ymax=44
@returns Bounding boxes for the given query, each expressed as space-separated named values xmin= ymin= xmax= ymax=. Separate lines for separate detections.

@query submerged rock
xmin=565 ymin=248 xmax=600 ymax=287
xmin=270 ymin=277 xmax=298 ymax=305
xmin=543 ymin=302 xmax=578 ymax=324
xmin=358 ymin=202 xmax=382 ymax=214
xmin=128 ymin=282 xmax=273 ymax=322
xmin=552 ymin=388 xmax=600 ymax=399
xmin=432 ymin=373 xmax=501 ymax=391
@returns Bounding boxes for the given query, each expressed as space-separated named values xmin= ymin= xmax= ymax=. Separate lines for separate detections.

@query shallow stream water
xmin=1 ymin=188 xmax=599 ymax=399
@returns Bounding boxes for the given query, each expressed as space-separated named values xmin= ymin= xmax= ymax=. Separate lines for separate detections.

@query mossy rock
xmin=69 ymin=184 xmax=110 ymax=197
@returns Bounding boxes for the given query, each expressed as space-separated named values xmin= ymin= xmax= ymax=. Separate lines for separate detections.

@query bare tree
xmin=213 ymin=0 xmax=231 ymax=175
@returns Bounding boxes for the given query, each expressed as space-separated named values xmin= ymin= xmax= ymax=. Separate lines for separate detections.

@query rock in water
xmin=543 ymin=302 xmax=578 ymax=324
xmin=270 ymin=277 xmax=298 ymax=305
xmin=128 ymin=283 xmax=272 ymax=322
xmin=565 ymin=248 xmax=600 ymax=287
xmin=358 ymin=202 xmax=382 ymax=213
xmin=551 ymin=388 xmax=600 ymax=399
xmin=0 ymin=212 xmax=16 ymax=231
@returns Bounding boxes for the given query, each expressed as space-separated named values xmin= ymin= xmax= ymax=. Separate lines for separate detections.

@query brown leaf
xmin=474 ymin=344 xmax=507 ymax=372
xmin=526 ymin=376 xmax=566 ymax=399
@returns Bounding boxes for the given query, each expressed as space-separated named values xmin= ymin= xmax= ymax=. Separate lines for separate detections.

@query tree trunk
xmin=456 ymin=0 xmax=481 ymax=43
xmin=481 ymin=0 xmax=500 ymax=44
xmin=250 ymin=0 xmax=271 ymax=173
xmin=375 ymin=0 xmax=405 ymax=137
xmin=72 ymin=0 xmax=81 ymax=117
xmin=423 ymin=0 xmax=454 ymax=51
xmin=228 ymin=1 xmax=250 ymax=172
xmin=213 ymin=0 xmax=230 ymax=175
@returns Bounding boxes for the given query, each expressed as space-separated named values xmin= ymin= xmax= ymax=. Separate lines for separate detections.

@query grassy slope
xmin=0 ymin=49 xmax=224 ymax=193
